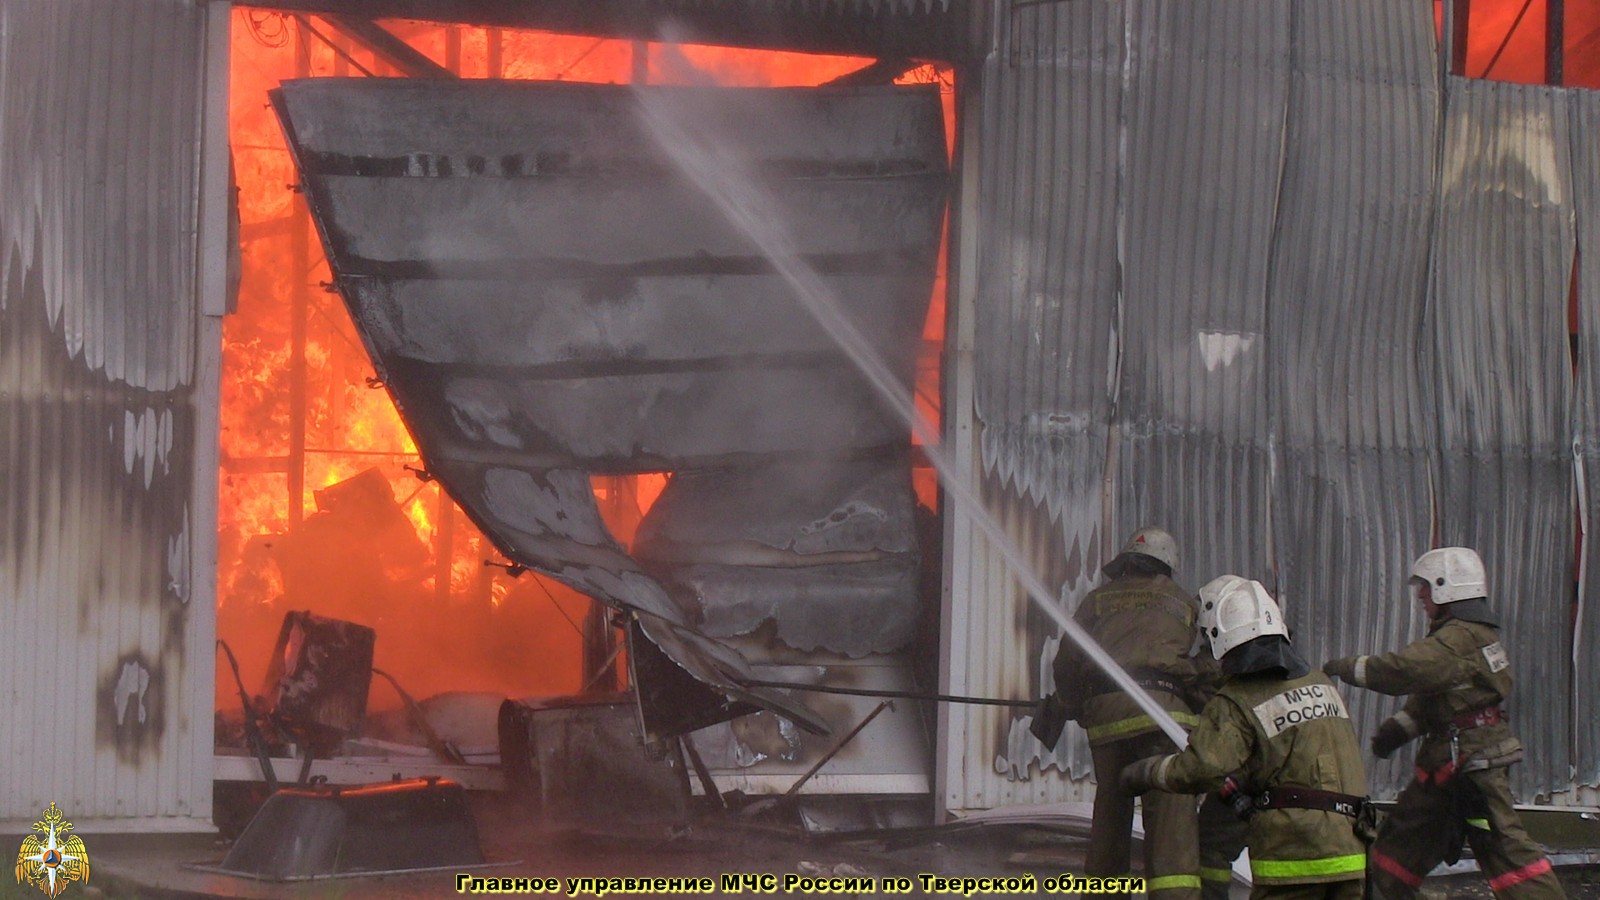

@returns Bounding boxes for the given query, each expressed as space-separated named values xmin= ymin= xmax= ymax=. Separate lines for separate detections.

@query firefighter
xmin=1032 ymin=526 xmax=1203 ymax=898
xmin=1322 ymin=547 xmax=1567 ymax=900
xmin=1122 ymin=576 xmax=1370 ymax=900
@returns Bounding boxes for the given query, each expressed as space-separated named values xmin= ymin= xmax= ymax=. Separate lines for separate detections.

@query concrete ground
xmin=20 ymin=793 xmax=1600 ymax=899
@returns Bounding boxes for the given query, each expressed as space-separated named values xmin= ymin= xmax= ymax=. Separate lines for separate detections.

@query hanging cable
xmin=245 ymin=10 xmax=291 ymax=49
xmin=1480 ymin=0 xmax=1537 ymax=78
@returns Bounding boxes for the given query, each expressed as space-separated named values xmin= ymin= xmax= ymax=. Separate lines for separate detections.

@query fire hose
xmin=742 ymin=678 xmax=1034 ymax=708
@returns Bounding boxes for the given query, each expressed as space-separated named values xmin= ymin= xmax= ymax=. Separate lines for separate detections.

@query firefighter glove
xmin=1370 ymin=716 xmax=1411 ymax=759
xmin=1219 ymin=775 xmax=1256 ymax=821
xmin=1029 ymin=694 xmax=1070 ymax=752
xmin=1322 ymin=656 xmax=1357 ymax=683
xmin=1120 ymin=756 xmax=1164 ymax=796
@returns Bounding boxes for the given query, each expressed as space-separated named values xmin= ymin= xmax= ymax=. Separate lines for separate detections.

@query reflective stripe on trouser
xmin=1368 ymin=767 xmax=1565 ymax=900
xmin=1252 ymin=853 xmax=1367 ymax=880
xmin=1087 ymin=734 xmax=1201 ymax=899
xmin=1148 ymin=874 xmax=1203 ymax=893
xmin=1086 ymin=711 xmax=1201 ymax=743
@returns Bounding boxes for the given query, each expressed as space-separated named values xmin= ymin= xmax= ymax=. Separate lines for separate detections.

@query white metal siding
xmin=0 ymin=0 xmax=221 ymax=829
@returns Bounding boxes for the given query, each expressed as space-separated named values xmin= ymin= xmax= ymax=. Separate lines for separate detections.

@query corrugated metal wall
xmin=947 ymin=0 xmax=1596 ymax=811
xmin=0 ymin=0 xmax=217 ymax=827
xmin=962 ymin=0 xmax=1124 ymax=799
xmin=1267 ymin=0 xmax=1440 ymax=796
xmin=1575 ymin=88 xmax=1600 ymax=788
xmin=1113 ymin=0 xmax=1285 ymax=585
xmin=1432 ymin=76 xmax=1576 ymax=798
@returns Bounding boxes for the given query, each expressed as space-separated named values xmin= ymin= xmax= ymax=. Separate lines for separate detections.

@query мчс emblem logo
xmin=14 ymin=802 xmax=90 ymax=897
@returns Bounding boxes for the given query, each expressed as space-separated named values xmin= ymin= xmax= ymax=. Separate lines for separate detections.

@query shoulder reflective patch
xmin=1481 ymin=641 xmax=1509 ymax=673
xmin=1251 ymin=682 xmax=1350 ymax=738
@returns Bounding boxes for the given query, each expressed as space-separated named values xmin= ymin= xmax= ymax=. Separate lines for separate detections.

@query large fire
xmin=1445 ymin=0 xmax=1600 ymax=86
xmin=218 ymin=11 xmax=954 ymax=717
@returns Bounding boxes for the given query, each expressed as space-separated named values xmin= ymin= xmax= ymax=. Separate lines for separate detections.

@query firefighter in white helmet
xmin=1323 ymin=547 xmax=1566 ymax=899
xmin=1122 ymin=576 xmax=1369 ymax=899
xmin=1032 ymin=527 xmax=1203 ymax=898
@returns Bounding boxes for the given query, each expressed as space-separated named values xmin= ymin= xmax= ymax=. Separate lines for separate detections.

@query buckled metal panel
xmin=1573 ymin=88 xmax=1600 ymax=788
xmin=1432 ymin=77 xmax=1575 ymax=799
xmin=1113 ymin=0 xmax=1287 ymax=591
xmin=0 ymin=0 xmax=215 ymax=826
xmin=272 ymin=78 xmax=951 ymax=739
xmin=1265 ymin=0 xmax=1439 ymax=797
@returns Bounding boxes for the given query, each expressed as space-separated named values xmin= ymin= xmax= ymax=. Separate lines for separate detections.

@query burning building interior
xmin=207 ymin=8 xmax=957 ymax=853
xmin=10 ymin=0 xmax=1600 ymax=890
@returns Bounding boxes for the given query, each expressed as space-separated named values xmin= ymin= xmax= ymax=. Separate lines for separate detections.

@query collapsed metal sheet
xmin=277 ymin=79 xmax=944 ymax=472
xmin=634 ymin=459 xmax=921 ymax=655
xmin=273 ymin=78 xmax=949 ymax=737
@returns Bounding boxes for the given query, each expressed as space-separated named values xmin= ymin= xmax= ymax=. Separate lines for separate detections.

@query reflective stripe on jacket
xmin=1349 ymin=617 xmax=1521 ymax=773
xmin=1150 ymin=670 xmax=1369 ymax=885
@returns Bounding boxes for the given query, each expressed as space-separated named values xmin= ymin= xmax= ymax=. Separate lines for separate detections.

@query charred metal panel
xmin=500 ymin=696 xmax=688 ymax=826
xmin=685 ymin=654 xmax=933 ymax=797
xmin=277 ymin=79 xmax=945 ymax=472
xmin=1572 ymin=88 xmax=1600 ymax=788
xmin=965 ymin=0 xmax=1125 ymax=800
xmin=640 ymin=460 xmax=917 ymax=559
xmin=434 ymin=461 xmax=688 ymax=624
xmin=636 ymin=459 xmax=921 ymax=655
xmin=1264 ymin=0 xmax=1439 ymax=798
xmin=626 ymin=623 xmax=760 ymax=739
xmin=0 ymin=0 xmax=215 ymax=826
xmin=429 ymin=459 xmax=829 ymax=732
xmin=237 ymin=0 xmax=973 ymax=62
xmin=1433 ymin=77 xmax=1576 ymax=799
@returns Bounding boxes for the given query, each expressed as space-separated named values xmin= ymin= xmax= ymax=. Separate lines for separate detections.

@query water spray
xmin=632 ymin=64 xmax=1190 ymax=750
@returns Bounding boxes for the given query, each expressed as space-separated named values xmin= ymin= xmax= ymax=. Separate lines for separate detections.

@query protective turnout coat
xmin=1143 ymin=670 xmax=1369 ymax=887
xmin=1054 ymin=574 xmax=1202 ymax=745
xmin=1342 ymin=616 xmax=1520 ymax=777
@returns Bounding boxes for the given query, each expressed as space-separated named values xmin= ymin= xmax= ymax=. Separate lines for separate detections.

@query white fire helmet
xmin=1120 ymin=526 xmax=1179 ymax=571
xmin=1197 ymin=575 xmax=1288 ymax=659
xmin=1409 ymin=547 xmax=1487 ymax=605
